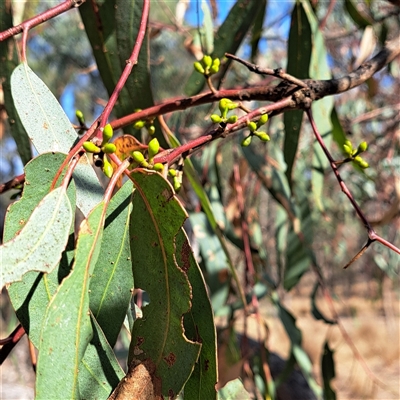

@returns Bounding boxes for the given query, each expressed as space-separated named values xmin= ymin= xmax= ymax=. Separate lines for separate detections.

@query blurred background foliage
xmin=1 ymin=0 xmax=399 ymax=399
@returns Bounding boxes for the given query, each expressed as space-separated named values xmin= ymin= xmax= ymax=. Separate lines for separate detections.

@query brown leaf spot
xmin=204 ymin=359 xmax=210 ymax=371
xmin=180 ymin=240 xmax=191 ymax=272
xmin=163 ymin=352 xmax=176 ymax=367
xmin=168 ymin=389 xmax=175 ymax=398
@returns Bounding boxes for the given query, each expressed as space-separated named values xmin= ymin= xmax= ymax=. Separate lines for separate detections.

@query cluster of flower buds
xmin=343 ymin=140 xmax=369 ymax=169
xmin=193 ymin=55 xmax=220 ymax=77
xmin=132 ymin=138 xmax=182 ymax=191
xmin=241 ymin=114 xmax=269 ymax=147
xmin=83 ymin=123 xmax=117 ymax=178
xmin=210 ymin=98 xmax=239 ymax=125
xmin=133 ymin=109 xmax=156 ymax=136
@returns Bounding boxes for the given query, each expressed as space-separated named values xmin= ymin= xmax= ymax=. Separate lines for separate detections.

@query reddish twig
xmin=306 ymin=108 xmax=400 ymax=265
xmin=0 ymin=0 xmax=85 ymax=43
xmin=51 ymin=0 xmax=149 ymax=191
xmin=153 ymin=98 xmax=293 ymax=166
xmin=225 ymin=52 xmax=309 ymax=89
xmin=0 ymin=324 xmax=26 ymax=364
xmin=0 ymin=173 xmax=25 ymax=194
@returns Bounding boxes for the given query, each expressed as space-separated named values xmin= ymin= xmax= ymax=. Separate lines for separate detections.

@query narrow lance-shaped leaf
xmin=283 ymin=1 xmax=311 ymax=185
xmin=79 ymin=315 xmax=125 ymax=399
xmin=0 ymin=187 xmax=72 ymax=289
xmin=129 ymin=170 xmax=201 ymax=398
xmin=36 ymin=202 xmax=107 ymax=399
xmin=321 ymin=342 xmax=337 ymax=400
xmin=115 ymin=0 xmax=167 ymax=146
xmin=89 ymin=180 xmax=135 ymax=347
xmin=5 ymin=153 xmax=76 ymax=346
xmin=0 ymin=0 xmax=31 ymax=164
xmin=302 ymin=0 xmax=334 ymax=212
xmin=79 ymin=0 xmax=136 ymax=135
xmin=11 ymin=63 xmax=104 ymax=216
xmin=177 ymin=229 xmax=217 ymax=400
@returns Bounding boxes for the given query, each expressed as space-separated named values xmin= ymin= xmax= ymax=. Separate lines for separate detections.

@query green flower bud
xmin=147 ymin=125 xmax=156 ymax=135
xmin=194 ymin=61 xmax=205 ymax=74
xmin=354 ymin=155 xmax=369 ymax=168
xmin=209 ymin=65 xmax=219 ymax=75
xmin=102 ymin=123 xmax=113 ymax=144
xmin=258 ymin=132 xmax=270 ymax=142
xmin=132 ymin=151 xmax=145 ymax=164
xmin=103 ymin=156 xmax=113 ymax=178
xmin=76 ymin=110 xmax=85 ymax=124
xmin=211 ymin=114 xmax=222 ymax=123
xmin=102 ymin=143 xmax=117 ymax=154
xmin=241 ymin=135 xmax=252 ymax=147
xmin=173 ymin=176 xmax=181 ymax=192
xmin=227 ymin=101 xmax=238 ymax=110
xmin=148 ymin=138 xmax=160 ymax=160
xmin=83 ymin=141 xmax=101 ymax=153
xmin=168 ymin=168 xmax=177 ymax=177
xmin=219 ymin=98 xmax=230 ymax=114
xmin=212 ymin=58 xmax=220 ymax=69
xmin=134 ymin=120 xmax=145 ymax=130
xmin=258 ymin=114 xmax=268 ymax=126
xmin=343 ymin=144 xmax=353 ymax=156
xmin=357 ymin=141 xmax=368 ymax=153
xmin=226 ymin=115 xmax=238 ymax=124
xmin=248 ymin=121 xmax=257 ymax=132
xmin=203 ymin=55 xmax=212 ymax=68
xmin=153 ymin=163 xmax=164 ymax=172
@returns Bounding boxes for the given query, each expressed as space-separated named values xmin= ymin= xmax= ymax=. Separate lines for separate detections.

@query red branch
xmin=0 ymin=0 xmax=85 ymax=42
xmin=0 ymin=324 xmax=26 ymax=364
xmin=306 ymin=108 xmax=400 ymax=262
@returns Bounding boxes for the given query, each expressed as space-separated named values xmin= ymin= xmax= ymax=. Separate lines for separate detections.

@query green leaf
xmin=344 ymin=0 xmax=373 ymax=29
xmin=10 ymin=63 xmax=103 ymax=216
xmin=250 ymin=0 xmax=267 ymax=62
xmin=115 ymin=0 xmax=167 ymax=146
xmin=242 ymin=141 xmax=296 ymax=220
xmin=90 ymin=180 xmax=135 ymax=347
xmin=331 ymin=107 xmax=347 ymax=152
xmin=201 ymin=0 xmax=214 ymax=54
xmin=283 ymin=1 xmax=312 ymax=185
xmin=129 ymin=171 xmax=201 ymax=398
xmin=0 ymin=0 xmax=31 ymax=164
xmin=218 ymin=378 xmax=251 ymax=399
xmin=176 ymin=229 xmax=217 ymax=400
xmin=189 ymin=212 xmax=230 ymax=311
xmin=36 ymin=201 xmax=106 ymax=399
xmin=78 ymin=0 xmax=135 ymax=135
xmin=184 ymin=0 xmax=264 ymax=95
xmin=79 ymin=315 xmax=125 ymax=399
xmin=273 ymin=297 xmax=322 ymax=398
xmin=321 ymin=342 xmax=336 ymax=400
xmin=302 ymin=0 xmax=334 ymax=212
xmin=283 ymin=186 xmax=312 ymax=291
xmin=0 ymin=187 xmax=72 ymax=289
xmin=5 ymin=153 xmax=76 ymax=346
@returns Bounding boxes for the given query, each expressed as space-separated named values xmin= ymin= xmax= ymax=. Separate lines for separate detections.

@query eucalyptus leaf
xmin=36 ymin=202 xmax=106 ymax=399
xmin=90 ymin=180 xmax=135 ymax=347
xmin=11 ymin=63 xmax=103 ymax=216
xmin=0 ymin=187 xmax=72 ymax=289
xmin=129 ymin=170 xmax=201 ymax=398
xmin=5 ymin=153 xmax=76 ymax=346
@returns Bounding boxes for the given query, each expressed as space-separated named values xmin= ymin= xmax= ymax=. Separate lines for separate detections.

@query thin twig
xmin=307 ymin=108 xmax=400 ymax=264
xmin=0 ymin=0 xmax=85 ymax=42
xmin=225 ymin=52 xmax=308 ymax=89
xmin=0 ymin=324 xmax=25 ymax=365
xmin=0 ymin=174 xmax=25 ymax=194
xmin=51 ymin=0 xmax=149 ymax=191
